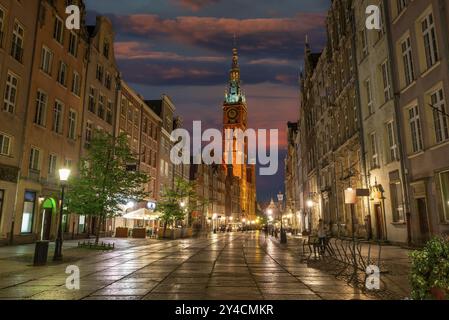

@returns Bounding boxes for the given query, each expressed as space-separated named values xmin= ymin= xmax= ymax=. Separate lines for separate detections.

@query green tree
xmin=67 ymin=131 xmax=149 ymax=244
xmin=157 ymin=177 xmax=205 ymax=237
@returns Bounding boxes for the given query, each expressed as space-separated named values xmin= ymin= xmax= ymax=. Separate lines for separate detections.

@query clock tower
xmin=223 ymin=47 xmax=256 ymax=222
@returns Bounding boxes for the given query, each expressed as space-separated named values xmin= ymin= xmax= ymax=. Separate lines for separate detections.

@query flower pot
xmin=430 ymin=287 xmax=447 ymax=300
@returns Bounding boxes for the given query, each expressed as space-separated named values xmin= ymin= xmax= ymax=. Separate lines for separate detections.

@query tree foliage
xmin=67 ymin=131 xmax=149 ymax=243
xmin=157 ymin=178 xmax=205 ymax=229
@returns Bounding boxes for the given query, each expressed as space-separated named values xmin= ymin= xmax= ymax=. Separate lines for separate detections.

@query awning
xmin=122 ymin=208 xmax=161 ymax=221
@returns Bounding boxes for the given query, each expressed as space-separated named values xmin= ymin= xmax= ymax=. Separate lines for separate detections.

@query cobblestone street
xmin=0 ymin=232 xmax=404 ymax=300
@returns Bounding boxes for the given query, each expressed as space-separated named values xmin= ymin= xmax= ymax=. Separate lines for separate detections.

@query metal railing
xmin=298 ymin=236 xmax=401 ymax=298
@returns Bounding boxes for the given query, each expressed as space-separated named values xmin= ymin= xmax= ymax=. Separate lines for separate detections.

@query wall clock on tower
xmin=227 ymin=108 xmax=239 ymax=123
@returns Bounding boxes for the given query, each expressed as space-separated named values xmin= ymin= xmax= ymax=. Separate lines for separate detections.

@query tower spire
xmin=225 ymin=45 xmax=245 ymax=104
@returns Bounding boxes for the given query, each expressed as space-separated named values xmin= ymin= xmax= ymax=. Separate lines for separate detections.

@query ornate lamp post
xmin=345 ymin=187 xmax=358 ymax=284
xmin=277 ymin=192 xmax=287 ymax=244
xmin=53 ymin=168 xmax=71 ymax=261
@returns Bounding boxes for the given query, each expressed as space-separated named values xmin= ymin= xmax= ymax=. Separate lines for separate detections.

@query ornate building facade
xmin=222 ymin=48 xmax=256 ymax=222
xmin=297 ymin=0 xmax=368 ymax=238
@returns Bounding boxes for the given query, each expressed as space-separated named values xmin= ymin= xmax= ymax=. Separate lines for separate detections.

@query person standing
xmin=317 ymin=219 xmax=327 ymax=255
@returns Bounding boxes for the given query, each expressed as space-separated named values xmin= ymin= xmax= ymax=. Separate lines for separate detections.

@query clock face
xmin=227 ymin=109 xmax=238 ymax=120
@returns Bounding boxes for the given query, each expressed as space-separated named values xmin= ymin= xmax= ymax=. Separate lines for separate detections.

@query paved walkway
xmin=0 ymin=232 xmax=392 ymax=300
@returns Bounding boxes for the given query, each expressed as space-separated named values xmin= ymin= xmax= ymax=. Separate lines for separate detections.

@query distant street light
xmin=54 ymin=168 xmax=71 ymax=261
xmin=277 ymin=192 xmax=287 ymax=244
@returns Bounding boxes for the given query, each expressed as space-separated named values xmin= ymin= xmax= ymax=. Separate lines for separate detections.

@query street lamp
xmin=277 ymin=192 xmax=287 ymax=244
xmin=54 ymin=168 xmax=71 ymax=261
xmin=345 ymin=187 xmax=358 ymax=284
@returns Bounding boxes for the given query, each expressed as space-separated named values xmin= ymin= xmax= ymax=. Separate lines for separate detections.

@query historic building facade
xmin=285 ymin=122 xmax=302 ymax=232
xmin=289 ymin=0 xmax=449 ymax=244
xmin=222 ymin=47 xmax=256 ymax=223
xmin=190 ymin=163 xmax=226 ymax=231
xmin=11 ymin=0 xmax=89 ymax=244
xmin=388 ymin=0 xmax=449 ymax=243
xmin=0 ymin=0 xmax=40 ymax=243
xmin=297 ymin=0 xmax=368 ymax=238
xmin=0 ymin=2 xmax=176 ymax=244
xmin=146 ymin=95 xmax=176 ymax=199
xmin=117 ymin=81 xmax=161 ymax=209
xmin=354 ymin=0 xmax=409 ymax=243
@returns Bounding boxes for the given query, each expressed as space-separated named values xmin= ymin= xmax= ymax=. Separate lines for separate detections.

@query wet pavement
xmin=0 ymin=232 xmax=379 ymax=300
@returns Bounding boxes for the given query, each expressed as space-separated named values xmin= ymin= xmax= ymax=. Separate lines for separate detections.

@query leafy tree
xmin=67 ymin=131 xmax=149 ymax=244
xmin=157 ymin=177 xmax=206 ymax=237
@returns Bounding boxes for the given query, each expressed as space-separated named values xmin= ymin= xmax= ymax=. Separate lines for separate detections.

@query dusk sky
xmin=85 ymin=0 xmax=330 ymax=202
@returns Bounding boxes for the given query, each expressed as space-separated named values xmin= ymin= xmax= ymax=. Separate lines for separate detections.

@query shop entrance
xmin=41 ymin=198 xmax=56 ymax=240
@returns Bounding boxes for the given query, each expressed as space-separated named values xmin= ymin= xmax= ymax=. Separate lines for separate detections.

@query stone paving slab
xmin=0 ymin=232 xmax=392 ymax=300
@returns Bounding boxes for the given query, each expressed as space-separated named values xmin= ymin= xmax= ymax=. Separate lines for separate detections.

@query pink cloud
xmin=172 ymin=0 xmax=220 ymax=11
xmin=115 ymin=13 xmax=327 ymax=45
xmin=115 ymin=41 xmax=226 ymax=62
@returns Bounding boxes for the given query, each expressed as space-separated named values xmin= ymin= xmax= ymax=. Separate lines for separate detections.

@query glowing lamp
xmin=345 ymin=188 xmax=357 ymax=204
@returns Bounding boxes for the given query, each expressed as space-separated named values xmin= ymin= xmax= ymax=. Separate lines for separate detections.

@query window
xmin=106 ymin=101 xmax=113 ymax=125
xmin=103 ymin=40 xmax=110 ymax=58
xmin=381 ymin=61 xmax=391 ymax=102
xmin=72 ymin=72 xmax=81 ymax=96
xmin=397 ymin=0 xmax=409 ymax=14
xmin=68 ymin=32 xmax=78 ymax=56
xmin=134 ymin=109 xmax=139 ymax=127
xmin=105 ymin=73 xmax=112 ymax=90
xmin=390 ymin=181 xmax=405 ymax=222
xmin=365 ymin=79 xmax=373 ymax=115
xmin=121 ymin=97 xmax=127 ymax=117
xmin=370 ymin=132 xmax=379 ymax=169
xmin=57 ymin=61 xmax=67 ymax=86
xmin=78 ymin=215 xmax=86 ymax=233
xmin=386 ymin=121 xmax=399 ymax=162
xmin=422 ymin=13 xmax=439 ymax=69
xmin=361 ymin=28 xmax=368 ymax=57
xmin=53 ymin=101 xmax=64 ymax=134
xmin=88 ymin=87 xmax=96 ymax=113
xmin=127 ymin=104 xmax=133 ymax=122
xmin=21 ymin=191 xmax=36 ymax=234
xmin=431 ymin=89 xmax=449 ymax=143
xmin=96 ymin=64 xmax=104 ymax=83
xmin=53 ymin=16 xmax=64 ymax=44
xmin=143 ymin=118 xmax=148 ymax=134
xmin=40 ymin=47 xmax=53 ymax=75
xmin=439 ymin=171 xmax=449 ymax=222
xmin=68 ymin=109 xmax=77 ymax=140
xmin=0 ymin=9 xmax=5 ymax=47
xmin=85 ymin=121 xmax=93 ymax=147
xmin=408 ymin=105 xmax=423 ymax=153
xmin=142 ymin=147 xmax=147 ymax=164
xmin=0 ymin=189 xmax=4 ymax=224
xmin=64 ymin=159 xmax=73 ymax=169
xmin=98 ymin=94 xmax=105 ymax=119
xmin=48 ymin=154 xmax=57 ymax=177
xmin=34 ymin=90 xmax=47 ymax=126
xmin=29 ymin=148 xmax=40 ymax=171
xmin=11 ymin=21 xmax=24 ymax=62
xmin=3 ymin=72 xmax=18 ymax=113
xmin=0 ymin=133 xmax=11 ymax=156
xmin=401 ymin=37 xmax=415 ymax=86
